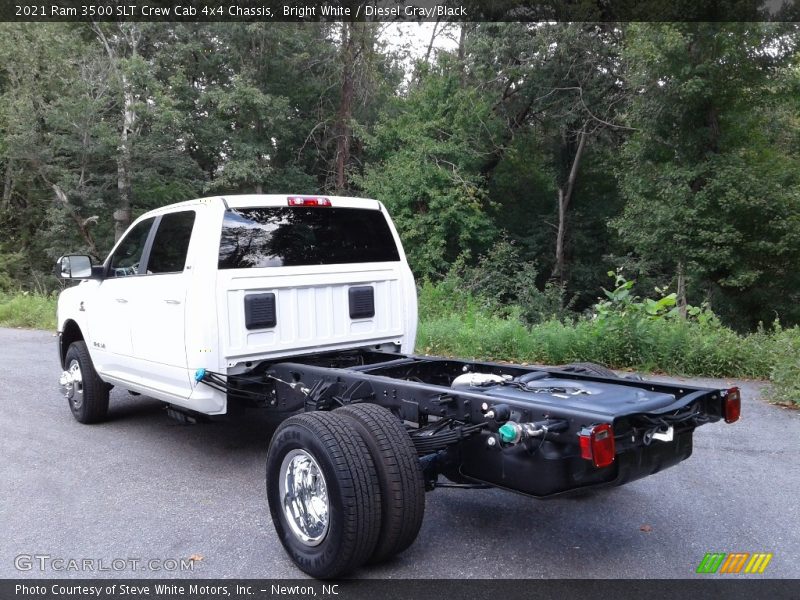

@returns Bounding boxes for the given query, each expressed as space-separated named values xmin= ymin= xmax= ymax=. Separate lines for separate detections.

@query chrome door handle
xmin=115 ymin=298 xmax=128 ymax=303
xmin=164 ymin=299 xmax=181 ymax=305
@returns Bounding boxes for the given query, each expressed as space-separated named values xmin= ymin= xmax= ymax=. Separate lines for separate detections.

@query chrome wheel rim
xmin=279 ymin=449 xmax=329 ymax=546
xmin=60 ymin=359 xmax=84 ymax=408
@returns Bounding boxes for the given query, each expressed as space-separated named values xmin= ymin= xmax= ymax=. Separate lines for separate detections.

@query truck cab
xmin=56 ymin=195 xmax=417 ymax=416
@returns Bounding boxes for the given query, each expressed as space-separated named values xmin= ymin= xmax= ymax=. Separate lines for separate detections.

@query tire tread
xmin=267 ymin=411 xmax=382 ymax=578
xmin=337 ymin=403 xmax=425 ymax=563
xmin=65 ymin=341 xmax=109 ymax=424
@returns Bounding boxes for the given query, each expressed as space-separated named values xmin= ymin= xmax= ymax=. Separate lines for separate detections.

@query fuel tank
xmin=451 ymin=370 xmax=679 ymax=415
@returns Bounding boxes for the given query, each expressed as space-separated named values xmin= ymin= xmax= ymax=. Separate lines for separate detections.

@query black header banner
xmin=2 ymin=0 xmax=799 ymax=22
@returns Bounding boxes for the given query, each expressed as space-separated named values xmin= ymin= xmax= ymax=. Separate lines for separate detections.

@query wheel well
xmin=60 ymin=320 xmax=84 ymax=368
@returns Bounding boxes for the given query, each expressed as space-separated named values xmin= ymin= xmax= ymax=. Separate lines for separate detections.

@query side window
xmin=146 ymin=211 xmax=196 ymax=274
xmin=108 ymin=217 xmax=155 ymax=277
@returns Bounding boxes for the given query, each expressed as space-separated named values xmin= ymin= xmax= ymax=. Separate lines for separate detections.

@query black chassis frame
xmin=231 ymin=349 xmax=728 ymax=498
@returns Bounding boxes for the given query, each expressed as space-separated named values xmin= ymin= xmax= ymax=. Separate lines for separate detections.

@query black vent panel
xmin=244 ymin=293 xmax=276 ymax=330
xmin=349 ymin=286 xmax=375 ymax=319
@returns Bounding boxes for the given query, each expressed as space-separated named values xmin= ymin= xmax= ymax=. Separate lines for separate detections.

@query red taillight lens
xmin=724 ymin=387 xmax=741 ymax=423
xmin=578 ymin=423 xmax=616 ymax=468
xmin=287 ymin=196 xmax=331 ymax=207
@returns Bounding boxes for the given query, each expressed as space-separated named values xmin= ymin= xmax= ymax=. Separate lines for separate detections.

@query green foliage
xmin=767 ymin=326 xmax=800 ymax=406
xmin=0 ymin=22 xmax=405 ymax=289
xmin=444 ymin=237 xmax=572 ymax=325
xmin=419 ymin=290 xmax=767 ymax=378
xmin=595 ymin=269 xmax=718 ymax=326
xmin=616 ymin=23 xmax=800 ymax=330
xmin=359 ymin=59 xmax=499 ymax=277
xmin=1 ymin=21 xmax=800 ymax=342
xmin=0 ymin=252 xmax=28 ymax=292
xmin=417 ymin=276 xmax=799 ymax=407
xmin=0 ymin=291 xmax=57 ymax=330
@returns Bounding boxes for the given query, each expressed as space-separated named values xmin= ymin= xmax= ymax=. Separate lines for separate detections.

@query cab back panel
xmin=219 ymin=267 xmax=405 ymax=363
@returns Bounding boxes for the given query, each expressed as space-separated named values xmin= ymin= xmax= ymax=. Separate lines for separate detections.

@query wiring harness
xmin=194 ymin=368 xmax=270 ymax=402
xmin=633 ymin=404 xmax=710 ymax=445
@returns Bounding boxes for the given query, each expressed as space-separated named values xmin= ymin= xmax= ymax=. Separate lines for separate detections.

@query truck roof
xmin=149 ymin=194 xmax=384 ymax=213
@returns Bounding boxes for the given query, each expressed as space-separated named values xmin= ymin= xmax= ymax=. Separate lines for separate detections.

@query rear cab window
xmin=218 ymin=207 xmax=400 ymax=269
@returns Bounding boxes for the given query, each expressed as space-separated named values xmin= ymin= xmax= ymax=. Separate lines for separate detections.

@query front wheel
xmin=60 ymin=341 xmax=109 ymax=424
xmin=266 ymin=412 xmax=382 ymax=578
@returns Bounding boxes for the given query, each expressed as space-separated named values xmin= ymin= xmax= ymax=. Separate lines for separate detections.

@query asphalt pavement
xmin=1 ymin=327 xmax=798 ymax=579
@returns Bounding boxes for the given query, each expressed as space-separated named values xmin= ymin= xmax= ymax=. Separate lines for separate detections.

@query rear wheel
xmin=60 ymin=341 xmax=109 ymax=424
xmin=266 ymin=411 xmax=382 ymax=578
xmin=562 ymin=362 xmax=618 ymax=378
xmin=336 ymin=403 xmax=425 ymax=563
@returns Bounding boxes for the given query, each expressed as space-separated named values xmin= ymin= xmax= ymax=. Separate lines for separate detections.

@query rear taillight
xmin=578 ymin=423 xmax=616 ymax=468
xmin=287 ymin=196 xmax=331 ymax=207
xmin=724 ymin=387 xmax=741 ymax=423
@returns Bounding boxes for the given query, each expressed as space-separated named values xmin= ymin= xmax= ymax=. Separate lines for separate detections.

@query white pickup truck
xmin=56 ymin=194 xmax=740 ymax=578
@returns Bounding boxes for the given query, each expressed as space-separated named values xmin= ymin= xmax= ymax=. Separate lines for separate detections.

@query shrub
xmin=417 ymin=276 xmax=799 ymax=407
xmin=445 ymin=237 xmax=573 ymax=325
xmin=0 ymin=291 xmax=58 ymax=330
xmin=768 ymin=327 xmax=800 ymax=406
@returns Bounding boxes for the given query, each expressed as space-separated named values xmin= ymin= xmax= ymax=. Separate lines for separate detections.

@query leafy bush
xmin=0 ymin=291 xmax=58 ymax=330
xmin=768 ymin=326 xmax=800 ymax=406
xmin=594 ymin=268 xmax=718 ymax=326
xmin=417 ymin=273 xmax=799 ymax=407
xmin=443 ymin=237 xmax=572 ymax=325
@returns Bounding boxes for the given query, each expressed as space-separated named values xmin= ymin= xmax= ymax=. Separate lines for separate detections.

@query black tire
xmin=63 ymin=341 xmax=109 ymax=424
xmin=266 ymin=411 xmax=382 ymax=579
xmin=561 ymin=362 xmax=618 ymax=378
xmin=336 ymin=403 xmax=425 ymax=564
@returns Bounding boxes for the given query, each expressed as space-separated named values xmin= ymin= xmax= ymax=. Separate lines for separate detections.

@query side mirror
xmin=55 ymin=255 xmax=95 ymax=280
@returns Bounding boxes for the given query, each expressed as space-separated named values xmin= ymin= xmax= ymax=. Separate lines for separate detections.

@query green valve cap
xmin=498 ymin=422 xmax=519 ymax=444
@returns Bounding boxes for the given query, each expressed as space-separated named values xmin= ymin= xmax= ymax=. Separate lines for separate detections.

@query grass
xmin=0 ymin=291 xmax=58 ymax=330
xmin=417 ymin=282 xmax=800 ymax=407
xmin=766 ymin=327 xmax=800 ymax=406
xmin=417 ymin=310 xmax=776 ymax=378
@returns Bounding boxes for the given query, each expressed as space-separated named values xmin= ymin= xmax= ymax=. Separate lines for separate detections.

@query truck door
xmin=89 ymin=217 xmax=157 ymax=377
xmin=126 ymin=210 xmax=196 ymax=399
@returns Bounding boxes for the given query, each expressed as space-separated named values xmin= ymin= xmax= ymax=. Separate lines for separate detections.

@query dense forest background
xmin=1 ymin=21 xmax=799 ymax=331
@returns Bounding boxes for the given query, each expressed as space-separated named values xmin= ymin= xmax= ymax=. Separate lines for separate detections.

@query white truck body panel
xmin=57 ymin=195 xmax=417 ymax=415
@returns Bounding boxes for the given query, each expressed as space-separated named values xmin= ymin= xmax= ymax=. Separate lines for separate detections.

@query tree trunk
xmin=552 ymin=128 xmax=588 ymax=282
xmin=114 ymin=73 xmax=134 ymax=241
xmin=676 ymin=262 xmax=688 ymax=318
xmin=553 ymin=188 xmax=567 ymax=280
xmin=94 ymin=23 xmax=138 ymax=241
xmin=334 ymin=23 xmax=355 ymax=193
xmin=2 ymin=160 xmax=13 ymax=208
xmin=457 ymin=24 xmax=466 ymax=62
xmin=424 ymin=18 xmax=440 ymax=65
xmin=457 ymin=24 xmax=467 ymax=86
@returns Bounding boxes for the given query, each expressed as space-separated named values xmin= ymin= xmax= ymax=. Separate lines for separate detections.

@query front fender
xmin=56 ymin=284 xmax=93 ymax=368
